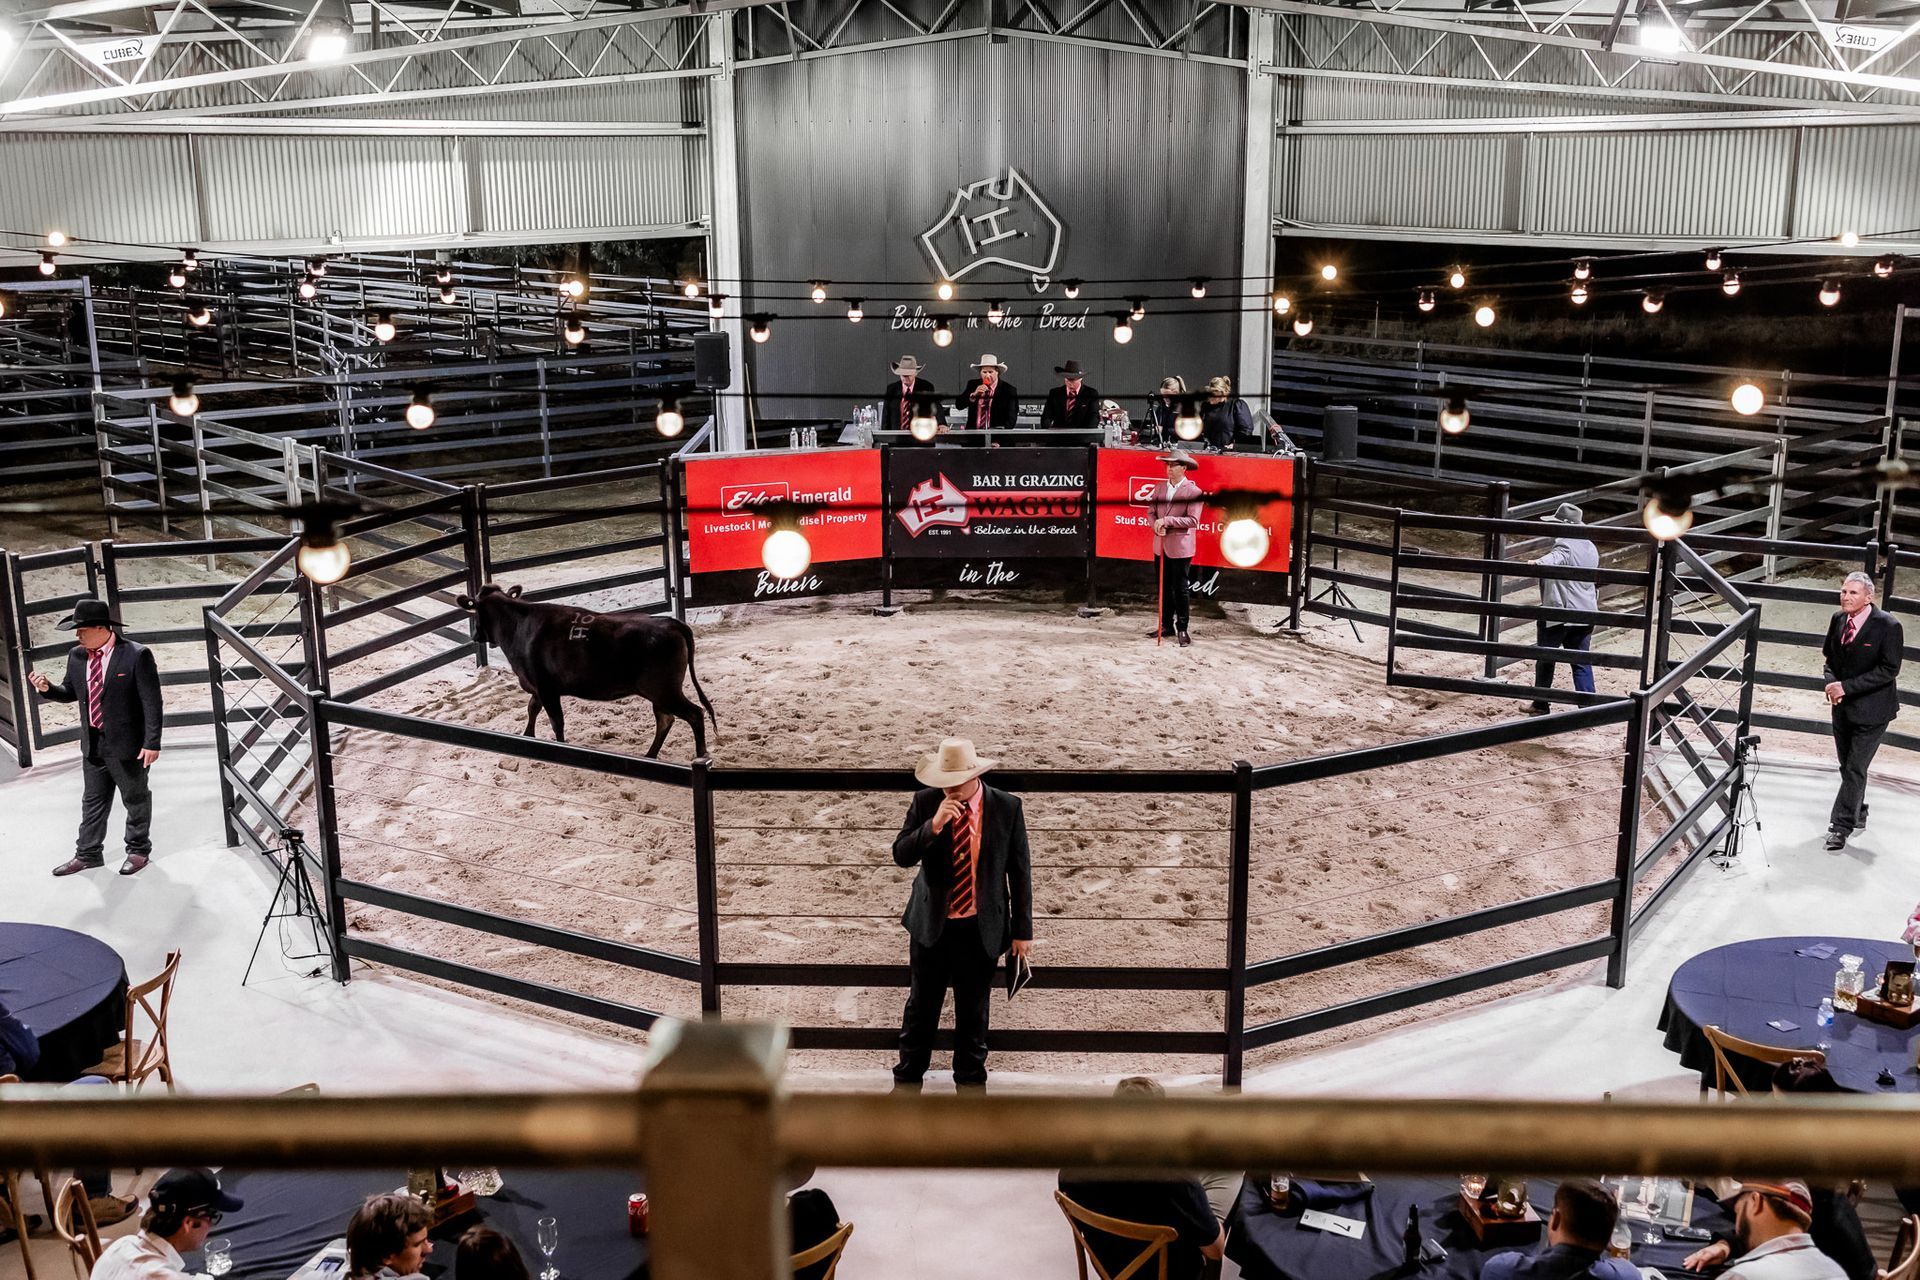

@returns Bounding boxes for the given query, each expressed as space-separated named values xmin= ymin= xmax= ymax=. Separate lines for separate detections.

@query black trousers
xmin=1830 ymin=713 xmax=1888 ymax=830
xmin=76 ymin=754 xmax=153 ymax=864
xmin=1159 ymin=555 xmax=1192 ymax=633
xmin=894 ymin=919 xmax=997 ymax=1085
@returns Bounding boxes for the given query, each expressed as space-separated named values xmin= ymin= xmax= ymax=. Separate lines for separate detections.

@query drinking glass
xmin=1635 ymin=1180 xmax=1663 ymax=1244
xmin=1268 ymin=1174 xmax=1292 ymax=1207
xmin=536 ymin=1216 xmax=559 ymax=1280
xmin=206 ymin=1240 xmax=233 ymax=1278
xmin=1460 ymin=1175 xmax=1488 ymax=1201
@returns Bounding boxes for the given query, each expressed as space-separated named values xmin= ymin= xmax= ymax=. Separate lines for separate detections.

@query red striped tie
xmin=87 ymin=649 xmax=105 ymax=730
xmin=900 ymin=382 xmax=913 ymax=429
xmin=949 ymin=802 xmax=978 ymax=918
xmin=1844 ymin=614 xmax=1861 ymax=645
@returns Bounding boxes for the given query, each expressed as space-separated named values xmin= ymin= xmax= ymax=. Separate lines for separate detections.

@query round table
xmin=206 ymin=1168 xmax=649 ymax=1280
xmin=0 ymin=922 xmax=127 ymax=1083
xmin=1226 ymin=1175 xmax=1733 ymax=1280
xmin=1659 ymin=936 xmax=1920 ymax=1094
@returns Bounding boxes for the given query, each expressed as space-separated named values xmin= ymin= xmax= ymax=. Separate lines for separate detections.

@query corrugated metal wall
xmin=468 ymin=136 xmax=703 ymax=233
xmin=0 ymin=133 xmax=198 ymax=244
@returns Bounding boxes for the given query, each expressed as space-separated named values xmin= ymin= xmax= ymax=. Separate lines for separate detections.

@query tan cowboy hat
xmin=892 ymin=355 xmax=924 ymax=374
xmin=915 ymin=737 xmax=997 ymax=788
xmin=971 ymin=354 xmax=1009 ymax=371
xmin=1156 ymin=449 xmax=1198 ymax=469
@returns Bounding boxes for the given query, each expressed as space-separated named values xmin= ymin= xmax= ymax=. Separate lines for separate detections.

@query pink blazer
xmin=1148 ymin=479 xmax=1204 ymax=558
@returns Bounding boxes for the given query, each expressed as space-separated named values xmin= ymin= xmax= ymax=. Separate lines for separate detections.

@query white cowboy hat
xmin=971 ymin=354 xmax=1009 ymax=371
xmin=892 ymin=355 xmax=924 ymax=374
xmin=915 ymin=737 xmax=997 ymax=788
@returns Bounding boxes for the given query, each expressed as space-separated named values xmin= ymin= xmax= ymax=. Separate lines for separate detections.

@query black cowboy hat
xmin=1054 ymin=360 xmax=1087 ymax=377
xmin=55 ymin=597 xmax=121 ymax=631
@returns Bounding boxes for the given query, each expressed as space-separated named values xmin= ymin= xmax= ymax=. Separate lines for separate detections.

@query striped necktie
xmin=1844 ymin=613 xmax=1863 ymax=645
xmin=87 ymin=649 xmax=106 ymax=730
xmin=949 ymin=800 xmax=978 ymax=917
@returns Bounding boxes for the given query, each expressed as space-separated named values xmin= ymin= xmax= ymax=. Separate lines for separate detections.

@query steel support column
xmin=707 ymin=14 xmax=750 ymax=453
xmin=1236 ymin=9 xmax=1276 ymax=412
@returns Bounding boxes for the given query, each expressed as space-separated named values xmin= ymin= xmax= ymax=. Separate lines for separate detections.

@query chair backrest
xmin=1703 ymin=1025 xmax=1824 ymax=1099
xmin=790 ymin=1221 xmax=853 ymax=1280
xmin=123 ymin=950 xmax=182 ymax=1087
xmin=0 ymin=1074 xmax=18 ymax=1084
xmin=1881 ymin=1215 xmax=1920 ymax=1280
xmin=1054 ymin=1191 xmax=1176 ymax=1280
xmin=52 ymin=1177 xmax=102 ymax=1278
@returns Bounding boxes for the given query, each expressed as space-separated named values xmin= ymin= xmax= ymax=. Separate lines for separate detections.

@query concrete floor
xmin=0 ymin=735 xmax=1908 ymax=1280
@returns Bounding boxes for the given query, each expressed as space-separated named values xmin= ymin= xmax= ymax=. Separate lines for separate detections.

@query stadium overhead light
xmin=1320 ymin=263 xmax=1338 ymax=282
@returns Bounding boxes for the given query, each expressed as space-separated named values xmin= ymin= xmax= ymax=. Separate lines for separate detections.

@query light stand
xmin=1711 ymin=733 xmax=1763 ymax=868
xmin=243 ymin=826 xmax=345 ymax=985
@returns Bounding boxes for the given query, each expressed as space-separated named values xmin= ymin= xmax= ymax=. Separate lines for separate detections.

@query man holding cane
xmin=1146 ymin=450 xmax=1204 ymax=647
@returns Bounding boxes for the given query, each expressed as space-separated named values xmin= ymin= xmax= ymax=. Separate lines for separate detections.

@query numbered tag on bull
xmin=569 ymin=612 xmax=593 ymax=641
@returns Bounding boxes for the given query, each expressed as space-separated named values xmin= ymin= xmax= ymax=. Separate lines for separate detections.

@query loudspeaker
xmin=692 ymin=331 xmax=732 ymax=391
xmin=1322 ymin=403 xmax=1359 ymax=461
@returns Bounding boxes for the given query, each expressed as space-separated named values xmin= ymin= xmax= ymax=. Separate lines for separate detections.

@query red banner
xmin=684 ymin=450 xmax=883 ymax=574
xmin=1093 ymin=448 xmax=1294 ymax=572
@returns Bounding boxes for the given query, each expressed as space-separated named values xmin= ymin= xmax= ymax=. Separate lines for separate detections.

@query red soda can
xmin=627 ymin=1193 xmax=650 ymax=1237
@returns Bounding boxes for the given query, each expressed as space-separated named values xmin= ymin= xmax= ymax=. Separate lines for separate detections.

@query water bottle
xmin=1817 ymin=998 xmax=1835 ymax=1027
xmin=789 ymin=427 xmax=799 ymax=449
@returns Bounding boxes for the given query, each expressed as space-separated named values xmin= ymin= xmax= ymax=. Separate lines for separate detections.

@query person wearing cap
xmin=90 ymin=1168 xmax=244 ymax=1280
xmin=1147 ymin=450 xmax=1205 ymax=647
xmin=1481 ymin=1178 xmax=1638 ymax=1280
xmin=1526 ymin=503 xmax=1600 ymax=715
xmin=882 ymin=355 xmax=938 ymax=446
xmin=27 ymin=596 xmax=164 ymax=876
xmin=960 ymin=355 xmax=1018 ymax=434
xmin=890 ymin=738 xmax=1033 ymax=1089
xmin=1039 ymin=361 xmax=1101 ymax=434
xmin=1685 ymin=1181 xmax=1848 ymax=1280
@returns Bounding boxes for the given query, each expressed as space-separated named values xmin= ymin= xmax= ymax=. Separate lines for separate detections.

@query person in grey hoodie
xmin=1528 ymin=502 xmax=1599 ymax=714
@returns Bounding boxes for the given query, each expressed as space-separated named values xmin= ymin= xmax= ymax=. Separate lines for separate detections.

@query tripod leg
xmin=289 ymin=846 xmax=346 ymax=977
xmin=243 ymin=845 xmax=304 ymax=987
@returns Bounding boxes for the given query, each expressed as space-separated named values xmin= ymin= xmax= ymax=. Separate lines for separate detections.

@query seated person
xmin=90 ymin=1168 xmax=244 ymax=1280
xmin=346 ymin=1194 xmax=434 ymax=1280
xmin=788 ymin=1177 xmax=841 ymax=1280
xmin=1481 ymin=1179 xmax=1637 ymax=1280
xmin=456 ymin=1228 xmax=529 ymax=1280
xmin=1700 ymin=1181 xmax=1848 ymax=1280
xmin=0 ymin=1000 xmax=38 ymax=1078
xmin=1058 ymin=1078 xmax=1225 ymax=1280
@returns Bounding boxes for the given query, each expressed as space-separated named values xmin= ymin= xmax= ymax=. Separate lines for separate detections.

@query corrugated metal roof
xmin=0 ymin=132 xmax=198 ymax=243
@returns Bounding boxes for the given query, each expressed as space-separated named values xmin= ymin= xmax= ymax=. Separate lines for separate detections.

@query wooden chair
xmin=3 ymin=1169 xmax=41 ymax=1280
xmin=1881 ymin=1215 xmax=1920 ymax=1280
xmin=1702 ymin=1024 xmax=1825 ymax=1099
xmin=790 ymin=1221 xmax=853 ymax=1280
xmin=50 ymin=1179 xmax=101 ymax=1280
xmin=1056 ymin=1190 xmax=1179 ymax=1280
xmin=85 ymin=951 xmax=182 ymax=1090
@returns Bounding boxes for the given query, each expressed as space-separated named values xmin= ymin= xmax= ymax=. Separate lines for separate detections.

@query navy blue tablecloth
xmin=1659 ymin=936 xmax=1920 ymax=1094
xmin=1226 ymin=1175 xmax=1731 ymax=1280
xmin=205 ymin=1168 xmax=648 ymax=1280
xmin=0 ymin=922 xmax=128 ymax=1083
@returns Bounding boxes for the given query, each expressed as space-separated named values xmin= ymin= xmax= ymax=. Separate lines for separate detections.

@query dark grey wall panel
xmin=737 ymin=39 xmax=1247 ymax=419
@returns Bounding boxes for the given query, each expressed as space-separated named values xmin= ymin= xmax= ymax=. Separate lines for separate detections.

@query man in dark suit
xmin=960 ymin=355 xmax=1018 ymax=433
xmin=891 ymin=737 xmax=1033 ymax=1089
xmin=28 ymin=596 xmax=164 ymax=876
xmin=1821 ymin=570 xmax=1902 ymax=851
xmin=881 ymin=354 xmax=938 ymax=445
xmin=1038 ymin=360 xmax=1101 ymax=435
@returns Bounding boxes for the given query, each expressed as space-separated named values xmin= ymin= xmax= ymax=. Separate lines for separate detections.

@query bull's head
xmin=455 ymin=582 xmax=521 ymax=642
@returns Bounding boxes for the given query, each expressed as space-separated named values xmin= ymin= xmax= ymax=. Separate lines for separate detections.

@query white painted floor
xmin=0 ymin=734 xmax=1908 ymax=1280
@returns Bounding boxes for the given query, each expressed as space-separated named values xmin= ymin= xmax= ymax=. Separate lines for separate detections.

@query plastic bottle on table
xmin=1817 ymin=998 xmax=1835 ymax=1027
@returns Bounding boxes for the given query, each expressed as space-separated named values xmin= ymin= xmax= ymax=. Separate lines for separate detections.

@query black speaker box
xmin=692 ymin=331 xmax=731 ymax=391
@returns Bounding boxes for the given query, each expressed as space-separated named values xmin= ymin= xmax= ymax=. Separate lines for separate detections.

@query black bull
xmin=456 ymin=584 xmax=717 ymax=757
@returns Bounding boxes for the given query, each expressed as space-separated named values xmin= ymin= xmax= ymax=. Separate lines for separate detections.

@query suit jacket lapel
xmin=981 ymin=787 xmax=1007 ymax=887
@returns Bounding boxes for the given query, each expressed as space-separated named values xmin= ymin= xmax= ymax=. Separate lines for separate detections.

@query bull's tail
xmin=670 ymin=617 xmax=719 ymax=742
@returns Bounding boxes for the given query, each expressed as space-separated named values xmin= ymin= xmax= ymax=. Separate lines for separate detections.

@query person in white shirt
xmin=90 ymin=1168 xmax=244 ymax=1280
xmin=1713 ymin=1180 xmax=1849 ymax=1280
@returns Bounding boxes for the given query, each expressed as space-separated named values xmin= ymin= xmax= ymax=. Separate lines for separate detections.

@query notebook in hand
xmin=1006 ymin=953 xmax=1034 ymax=998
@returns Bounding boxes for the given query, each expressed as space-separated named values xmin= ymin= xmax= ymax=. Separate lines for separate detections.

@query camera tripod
xmin=243 ymin=826 xmax=345 ymax=985
xmin=1711 ymin=733 xmax=1763 ymax=868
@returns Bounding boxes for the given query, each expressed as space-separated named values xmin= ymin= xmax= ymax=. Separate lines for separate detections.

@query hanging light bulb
xmin=1572 ymin=260 xmax=1592 ymax=281
xmin=1819 ymin=279 xmax=1842 ymax=306
xmin=563 ymin=317 xmax=586 ymax=346
xmin=1642 ymin=292 xmax=1665 ymax=315
xmin=1839 ymin=231 xmax=1860 ymax=248
xmin=1874 ymin=257 xmax=1897 ymax=279
xmin=707 ymin=292 xmax=727 ymax=319
xmin=560 ymin=277 xmax=586 ymax=299
xmin=438 ymin=285 xmax=456 ymax=305
xmin=1704 ymin=248 xmax=1724 ymax=272
xmin=1417 ymin=291 xmax=1435 ymax=313
xmin=1272 ymin=294 xmax=1292 ymax=315
xmin=182 ymin=248 xmax=198 ymax=273
xmin=1474 ymin=304 xmax=1496 ymax=328
xmin=1220 ymin=515 xmax=1270 ymax=568
xmin=168 ymin=266 xmax=188 ymax=289
xmin=297 ymin=528 xmax=351 ymax=585
xmin=1113 ymin=316 xmax=1135 ymax=344
xmin=167 ymin=378 xmax=199 ymax=418
xmin=1320 ymin=263 xmax=1338 ymax=282
xmin=1190 ymin=278 xmax=1209 ymax=299
xmin=987 ymin=299 xmax=1006 ymax=325
xmin=405 ymin=389 xmax=436 ymax=430
xmin=748 ymin=316 xmax=771 ymax=344
xmin=1129 ymin=299 xmax=1146 ymax=321
xmin=1292 ymin=315 xmax=1313 ymax=337
xmin=299 ymin=279 xmax=319 ymax=301
xmin=1570 ymin=283 xmax=1589 ymax=306
xmin=372 ymin=312 xmax=396 ymax=342
xmin=1730 ymin=382 xmax=1766 ymax=416
xmin=845 ymin=298 xmax=864 ymax=323
xmin=0 ymin=296 xmax=10 ymax=319
xmin=909 ymin=405 xmax=939 ymax=441
xmin=1448 ymin=269 xmax=1467 ymax=290
xmin=809 ymin=281 xmax=828 ymax=304
xmin=1438 ymin=394 xmax=1470 ymax=435
xmin=933 ymin=318 xmax=954 ymax=348
xmin=38 ymin=253 xmax=56 ymax=277
xmin=46 ymin=230 xmax=68 ymax=248
xmin=307 ymin=257 xmax=328 ymax=279
xmin=656 ymin=398 xmax=685 ymax=438
xmin=1722 ymin=272 xmax=1742 ymax=297
xmin=1641 ymin=484 xmax=1694 ymax=541
xmin=308 ymin=20 xmax=351 ymax=62
xmin=1062 ymin=279 xmax=1082 ymax=300
xmin=434 ymin=265 xmax=453 ymax=286
xmin=761 ymin=504 xmax=812 ymax=580
xmin=1173 ymin=399 xmax=1203 ymax=441
xmin=682 ymin=279 xmax=703 ymax=299
xmin=187 ymin=303 xmax=213 ymax=327
xmin=936 ymin=279 xmax=955 ymax=301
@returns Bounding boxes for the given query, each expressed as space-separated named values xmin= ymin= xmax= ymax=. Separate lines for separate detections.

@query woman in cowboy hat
xmin=960 ymin=355 xmax=1019 ymax=433
xmin=27 ymin=596 xmax=165 ymax=876
xmin=890 ymin=737 xmax=1033 ymax=1089
xmin=882 ymin=355 xmax=939 ymax=446
xmin=1039 ymin=360 xmax=1101 ymax=434
xmin=1147 ymin=451 xmax=1205 ymax=646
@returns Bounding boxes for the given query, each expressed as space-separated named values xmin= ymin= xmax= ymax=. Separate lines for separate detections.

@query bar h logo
xmin=896 ymin=475 xmax=969 ymax=536
xmin=895 ymin=473 xmax=1085 ymax=536
xmin=1129 ymin=477 xmax=1160 ymax=506
xmin=918 ymin=168 xmax=1064 ymax=292
xmin=720 ymin=481 xmax=789 ymax=512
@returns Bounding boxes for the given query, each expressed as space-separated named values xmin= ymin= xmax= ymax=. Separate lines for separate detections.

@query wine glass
xmin=206 ymin=1240 xmax=233 ymax=1278
xmin=1635 ymin=1179 xmax=1663 ymax=1244
xmin=536 ymin=1216 xmax=559 ymax=1280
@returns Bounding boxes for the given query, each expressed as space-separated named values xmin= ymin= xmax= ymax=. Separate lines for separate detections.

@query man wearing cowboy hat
xmin=882 ymin=355 xmax=939 ymax=446
xmin=1039 ymin=360 xmax=1101 ymax=435
xmin=960 ymin=355 xmax=1019 ymax=433
xmin=891 ymin=738 xmax=1033 ymax=1089
xmin=27 ymin=596 xmax=164 ymax=876
xmin=1527 ymin=502 xmax=1599 ymax=715
xmin=1147 ymin=450 xmax=1205 ymax=646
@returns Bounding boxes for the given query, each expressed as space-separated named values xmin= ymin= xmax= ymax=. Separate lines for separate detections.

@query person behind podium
xmin=1039 ymin=360 xmax=1100 ymax=434
xmin=1142 ymin=376 xmax=1189 ymax=448
xmin=1199 ymin=376 xmax=1253 ymax=451
xmin=882 ymin=355 xmax=937 ymax=446
xmin=961 ymin=354 xmax=1018 ymax=433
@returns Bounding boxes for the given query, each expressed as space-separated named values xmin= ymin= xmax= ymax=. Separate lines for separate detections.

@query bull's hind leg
xmin=643 ymin=709 xmax=674 ymax=758
xmin=541 ymin=691 xmax=567 ymax=742
xmin=672 ymin=695 xmax=707 ymax=758
xmin=523 ymin=693 xmax=542 ymax=737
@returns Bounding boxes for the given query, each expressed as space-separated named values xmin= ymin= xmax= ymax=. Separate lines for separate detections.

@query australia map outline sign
xmin=886 ymin=447 xmax=1089 ymax=589
xmin=918 ymin=167 xmax=1065 ymax=292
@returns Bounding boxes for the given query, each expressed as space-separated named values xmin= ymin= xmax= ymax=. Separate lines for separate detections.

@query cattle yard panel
xmin=480 ymin=462 xmax=672 ymax=610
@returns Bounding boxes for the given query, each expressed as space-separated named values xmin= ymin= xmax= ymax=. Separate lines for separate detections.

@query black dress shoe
xmin=1525 ymin=704 xmax=1550 ymax=717
xmin=1825 ymin=827 xmax=1848 ymax=851
xmin=53 ymin=857 xmax=104 ymax=877
xmin=1855 ymin=804 xmax=1869 ymax=832
xmin=1177 ymin=631 xmax=1192 ymax=647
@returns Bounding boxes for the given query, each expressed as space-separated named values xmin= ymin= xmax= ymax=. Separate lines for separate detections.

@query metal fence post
xmin=1607 ymin=689 xmax=1650 ymax=988
xmin=202 ymin=606 xmax=241 ymax=848
xmin=1649 ymin=540 xmax=1675 ymax=692
xmin=1286 ymin=455 xmax=1310 ymax=632
xmin=461 ymin=486 xmax=490 ymax=669
xmin=0 ymin=554 xmax=31 ymax=768
xmin=692 ymin=756 xmax=721 ymax=1015
xmin=1224 ymin=760 xmax=1253 ymax=1088
xmin=536 ymin=358 xmax=553 ymax=478
xmin=1764 ymin=437 xmax=1785 ymax=579
xmin=1639 ymin=391 xmax=1654 ymax=473
xmin=191 ymin=415 xmax=214 ymax=551
xmin=1483 ymin=482 xmax=1510 ymax=678
xmin=149 ymin=408 xmax=170 ymax=535
xmin=299 ymin=574 xmax=332 ymax=697
xmin=307 ymin=693 xmax=352 ymax=984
